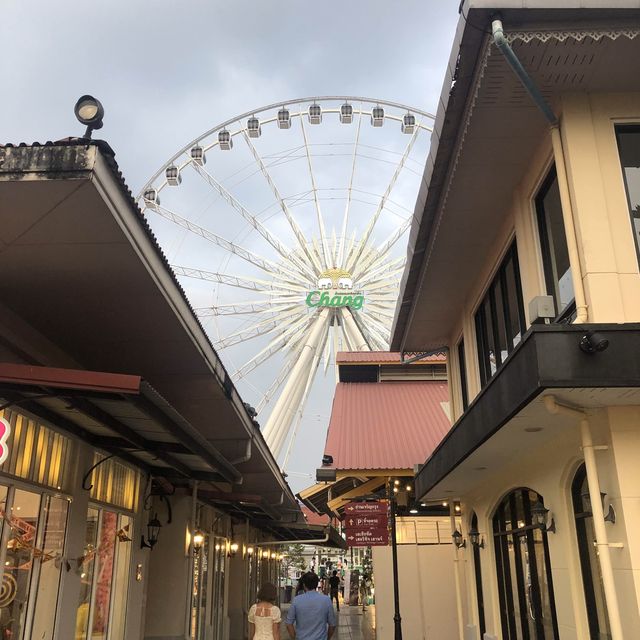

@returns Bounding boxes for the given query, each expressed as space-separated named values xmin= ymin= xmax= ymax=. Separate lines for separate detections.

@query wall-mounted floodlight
xmin=74 ymin=95 xmax=104 ymax=139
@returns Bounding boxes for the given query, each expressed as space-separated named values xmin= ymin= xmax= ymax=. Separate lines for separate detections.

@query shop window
xmin=457 ymin=338 xmax=469 ymax=411
xmin=211 ymin=538 xmax=227 ymax=640
xmin=615 ymin=125 xmax=640 ymax=269
xmin=0 ymin=485 xmax=69 ymax=640
xmin=493 ymin=488 xmax=559 ymax=639
xmin=535 ymin=168 xmax=576 ymax=321
xmin=0 ymin=409 xmax=71 ymax=490
xmin=75 ymin=507 xmax=132 ymax=640
xmin=89 ymin=453 xmax=140 ymax=511
xmin=474 ymin=243 xmax=526 ymax=386
xmin=571 ymin=464 xmax=610 ymax=639
xmin=470 ymin=512 xmax=486 ymax=637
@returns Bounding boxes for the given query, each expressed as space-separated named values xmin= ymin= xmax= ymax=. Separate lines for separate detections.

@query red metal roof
xmin=301 ymin=505 xmax=330 ymax=526
xmin=336 ymin=351 xmax=446 ymax=364
xmin=324 ymin=382 xmax=451 ymax=470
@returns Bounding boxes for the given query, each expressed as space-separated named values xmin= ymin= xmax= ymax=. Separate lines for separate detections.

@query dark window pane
xmin=504 ymin=257 xmax=523 ymax=348
xmin=492 ymin=280 xmax=509 ymax=364
xmin=536 ymin=170 xmax=575 ymax=315
xmin=482 ymin=299 xmax=497 ymax=377
xmin=458 ymin=339 xmax=469 ymax=411
xmin=616 ymin=126 xmax=640 ymax=267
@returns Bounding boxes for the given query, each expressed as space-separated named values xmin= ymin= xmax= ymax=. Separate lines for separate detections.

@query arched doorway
xmin=571 ymin=463 xmax=611 ymax=638
xmin=493 ymin=488 xmax=559 ymax=639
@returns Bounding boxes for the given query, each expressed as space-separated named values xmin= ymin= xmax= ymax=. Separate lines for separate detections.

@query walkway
xmin=280 ymin=603 xmax=376 ymax=640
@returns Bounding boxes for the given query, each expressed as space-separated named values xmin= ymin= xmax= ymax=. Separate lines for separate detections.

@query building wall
xmin=437 ymin=91 xmax=640 ymax=638
xmin=373 ymin=542 xmax=461 ymax=640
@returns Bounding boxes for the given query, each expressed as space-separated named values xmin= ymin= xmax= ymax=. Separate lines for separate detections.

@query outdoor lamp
xmin=531 ymin=501 xmax=556 ymax=533
xmin=452 ymin=530 xmax=466 ymax=549
xmin=247 ymin=546 xmax=254 ymax=556
xmin=141 ymin=513 xmax=162 ymax=549
xmin=468 ymin=527 xmax=485 ymax=549
xmin=192 ymin=529 xmax=205 ymax=551
xmin=74 ymin=95 xmax=104 ymax=139
xmin=228 ymin=542 xmax=239 ymax=557
xmin=271 ymin=551 xmax=277 ymax=560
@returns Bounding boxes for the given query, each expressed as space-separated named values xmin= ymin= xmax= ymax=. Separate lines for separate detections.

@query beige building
xmin=392 ymin=2 xmax=640 ymax=639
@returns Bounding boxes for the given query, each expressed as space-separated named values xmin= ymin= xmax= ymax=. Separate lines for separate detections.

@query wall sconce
xmin=452 ymin=529 xmax=466 ymax=549
xmin=277 ymin=553 xmax=284 ymax=561
xmin=582 ymin=490 xmax=616 ymax=524
xmin=531 ymin=501 xmax=556 ymax=533
xmin=247 ymin=546 xmax=255 ymax=557
xmin=228 ymin=542 xmax=239 ymax=558
xmin=271 ymin=551 xmax=277 ymax=560
xmin=192 ymin=529 xmax=205 ymax=552
xmin=141 ymin=513 xmax=162 ymax=550
xmin=468 ymin=527 xmax=485 ymax=549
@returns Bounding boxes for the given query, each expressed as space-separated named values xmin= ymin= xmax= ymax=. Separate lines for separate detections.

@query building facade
xmin=392 ymin=3 xmax=640 ymax=639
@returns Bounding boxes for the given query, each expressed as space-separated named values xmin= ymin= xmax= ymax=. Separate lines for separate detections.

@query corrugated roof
xmin=324 ymin=382 xmax=451 ymax=470
xmin=336 ymin=351 xmax=446 ymax=364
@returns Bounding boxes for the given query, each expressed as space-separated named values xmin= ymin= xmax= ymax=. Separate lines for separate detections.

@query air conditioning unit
xmin=528 ymin=295 xmax=555 ymax=324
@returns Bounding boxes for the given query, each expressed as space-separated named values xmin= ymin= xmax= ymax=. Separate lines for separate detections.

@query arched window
xmin=470 ymin=512 xmax=486 ymax=637
xmin=493 ymin=488 xmax=559 ymax=639
xmin=571 ymin=464 xmax=610 ymax=638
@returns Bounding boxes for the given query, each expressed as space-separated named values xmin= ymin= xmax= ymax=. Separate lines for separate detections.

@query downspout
xmin=449 ymin=504 xmax=465 ymax=640
xmin=491 ymin=18 xmax=588 ymax=323
xmin=544 ymin=396 xmax=624 ymax=639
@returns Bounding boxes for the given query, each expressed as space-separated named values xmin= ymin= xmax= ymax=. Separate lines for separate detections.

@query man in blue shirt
xmin=286 ymin=572 xmax=336 ymax=640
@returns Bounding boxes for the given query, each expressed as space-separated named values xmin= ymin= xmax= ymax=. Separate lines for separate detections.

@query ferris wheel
xmin=138 ymin=97 xmax=434 ymax=466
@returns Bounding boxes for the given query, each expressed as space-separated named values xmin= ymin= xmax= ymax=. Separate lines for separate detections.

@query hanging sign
xmin=344 ymin=501 xmax=389 ymax=547
xmin=305 ymin=269 xmax=364 ymax=310
xmin=344 ymin=501 xmax=388 ymax=515
xmin=345 ymin=527 xmax=389 ymax=547
xmin=0 ymin=417 xmax=10 ymax=466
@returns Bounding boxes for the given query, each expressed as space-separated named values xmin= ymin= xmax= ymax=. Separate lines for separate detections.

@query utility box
xmin=528 ymin=295 xmax=555 ymax=324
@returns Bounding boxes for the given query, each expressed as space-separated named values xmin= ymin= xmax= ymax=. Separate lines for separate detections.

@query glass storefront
xmin=0 ymin=485 xmax=69 ymax=640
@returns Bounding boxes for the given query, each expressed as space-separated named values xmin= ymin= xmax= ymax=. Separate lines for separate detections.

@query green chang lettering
xmin=351 ymin=295 xmax=364 ymax=310
xmin=305 ymin=291 xmax=365 ymax=309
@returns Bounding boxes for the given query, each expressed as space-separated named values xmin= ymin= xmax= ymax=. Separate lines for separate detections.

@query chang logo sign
xmin=306 ymin=269 xmax=363 ymax=310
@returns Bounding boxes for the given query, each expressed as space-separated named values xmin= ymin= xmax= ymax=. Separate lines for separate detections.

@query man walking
xmin=286 ymin=572 xmax=336 ymax=640
xmin=328 ymin=570 xmax=340 ymax=611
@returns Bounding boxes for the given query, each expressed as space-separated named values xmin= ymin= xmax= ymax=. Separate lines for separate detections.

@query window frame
xmin=614 ymin=124 xmax=640 ymax=270
xmin=474 ymin=242 xmax=526 ymax=387
xmin=457 ymin=338 xmax=469 ymax=411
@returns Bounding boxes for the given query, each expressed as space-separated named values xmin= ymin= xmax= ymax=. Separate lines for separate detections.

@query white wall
xmin=373 ymin=543 xmax=461 ymax=640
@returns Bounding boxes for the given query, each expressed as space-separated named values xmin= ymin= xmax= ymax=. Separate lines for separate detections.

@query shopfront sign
xmin=344 ymin=501 xmax=389 ymax=547
xmin=0 ymin=417 xmax=10 ymax=465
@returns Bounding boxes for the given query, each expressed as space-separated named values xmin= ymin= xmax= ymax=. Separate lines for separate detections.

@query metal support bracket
xmin=82 ymin=453 xmax=118 ymax=491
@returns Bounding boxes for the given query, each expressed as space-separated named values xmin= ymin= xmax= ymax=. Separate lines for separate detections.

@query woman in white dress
xmin=248 ymin=583 xmax=281 ymax=640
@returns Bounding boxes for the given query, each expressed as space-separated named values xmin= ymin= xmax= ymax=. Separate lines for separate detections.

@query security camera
xmin=579 ymin=331 xmax=609 ymax=354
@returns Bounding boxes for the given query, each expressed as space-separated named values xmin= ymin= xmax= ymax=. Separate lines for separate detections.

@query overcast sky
xmin=1 ymin=0 xmax=461 ymax=493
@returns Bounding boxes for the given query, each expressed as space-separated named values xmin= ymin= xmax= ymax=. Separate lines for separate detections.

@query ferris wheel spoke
xmin=345 ymin=128 xmax=421 ymax=273
xmin=241 ymin=132 xmax=323 ymax=275
xmin=146 ymin=202 xmax=309 ymax=286
xmin=356 ymin=313 xmax=389 ymax=350
xmin=299 ymin=114 xmax=332 ymax=269
xmin=195 ymin=300 xmax=298 ymax=316
xmin=232 ymin=314 xmax=313 ymax=381
xmin=191 ymin=163 xmax=317 ymax=283
xmin=372 ymin=215 xmax=413 ymax=261
xmin=356 ymin=255 xmax=406 ymax=286
xmin=337 ymin=108 xmax=363 ymax=267
xmin=255 ymin=357 xmax=297 ymax=414
xmin=172 ymin=265 xmax=306 ymax=294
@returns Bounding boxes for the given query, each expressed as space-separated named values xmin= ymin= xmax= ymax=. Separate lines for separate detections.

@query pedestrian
xmin=286 ymin=572 xmax=336 ymax=640
xmin=248 ymin=583 xmax=281 ymax=640
xmin=295 ymin=575 xmax=305 ymax=597
xmin=328 ymin=570 xmax=340 ymax=611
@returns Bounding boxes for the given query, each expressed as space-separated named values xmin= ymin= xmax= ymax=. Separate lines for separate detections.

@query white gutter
xmin=544 ymin=396 xmax=623 ymax=639
xmin=492 ymin=18 xmax=588 ymax=323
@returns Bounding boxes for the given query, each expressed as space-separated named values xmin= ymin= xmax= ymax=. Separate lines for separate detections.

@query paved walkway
xmin=280 ymin=603 xmax=376 ymax=639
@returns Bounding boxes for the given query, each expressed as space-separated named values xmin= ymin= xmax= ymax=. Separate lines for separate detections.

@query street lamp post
xmin=389 ymin=478 xmax=403 ymax=640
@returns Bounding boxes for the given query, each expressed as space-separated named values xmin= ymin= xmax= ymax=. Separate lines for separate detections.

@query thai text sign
xmin=344 ymin=501 xmax=389 ymax=547
xmin=344 ymin=501 xmax=388 ymax=515
xmin=345 ymin=527 xmax=389 ymax=547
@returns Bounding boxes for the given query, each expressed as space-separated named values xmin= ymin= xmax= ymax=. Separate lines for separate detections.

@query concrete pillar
xmin=226 ymin=551 xmax=247 ymax=640
xmin=143 ymin=492 xmax=192 ymax=640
